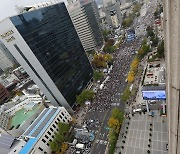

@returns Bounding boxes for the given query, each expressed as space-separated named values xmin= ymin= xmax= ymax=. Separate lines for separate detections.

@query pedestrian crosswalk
xmin=96 ymin=139 xmax=108 ymax=145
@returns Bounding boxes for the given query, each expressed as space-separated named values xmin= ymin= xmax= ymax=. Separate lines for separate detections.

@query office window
xmin=42 ymin=139 xmax=46 ymax=143
xmin=59 ymin=115 xmax=62 ymax=119
xmin=45 ymin=135 xmax=49 ymax=139
xmin=47 ymin=131 xmax=51 ymax=135
xmin=38 ymin=147 xmax=43 ymax=151
xmin=10 ymin=2 xmax=93 ymax=107
xmin=49 ymin=139 xmax=52 ymax=142
xmin=55 ymin=121 xmax=58 ymax=124
xmin=47 ymin=143 xmax=49 ymax=146
xmin=63 ymin=119 xmax=65 ymax=122
xmin=52 ymin=135 xmax=54 ymax=138
xmin=50 ymin=128 xmax=53 ymax=132
xmin=52 ymin=124 xmax=56 ymax=128
xmin=61 ymin=112 xmax=64 ymax=116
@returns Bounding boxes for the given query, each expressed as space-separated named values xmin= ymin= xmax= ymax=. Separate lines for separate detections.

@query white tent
xmin=76 ymin=143 xmax=85 ymax=149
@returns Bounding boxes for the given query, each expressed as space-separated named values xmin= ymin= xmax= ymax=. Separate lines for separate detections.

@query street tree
xmin=151 ymin=36 xmax=159 ymax=47
xmin=142 ymin=44 xmax=150 ymax=53
xmin=108 ymin=117 xmax=120 ymax=133
xmin=76 ymin=89 xmax=94 ymax=106
xmin=108 ymin=130 xmax=117 ymax=142
xmin=60 ymin=143 xmax=69 ymax=153
xmin=157 ymin=41 xmax=164 ymax=58
xmin=127 ymin=71 xmax=135 ymax=83
xmin=93 ymin=71 xmax=104 ymax=81
xmin=104 ymin=54 xmax=113 ymax=62
xmin=121 ymin=87 xmax=131 ymax=102
xmin=147 ymin=30 xmax=155 ymax=37
xmin=111 ymin=108 xmax=124 ymax=124
xmin=131 ymin=57 xmax=139 ymax=72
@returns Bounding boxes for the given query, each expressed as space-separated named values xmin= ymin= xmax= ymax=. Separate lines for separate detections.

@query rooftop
xmin=20 ymin=107 xmax=61 ymax=154
xmin=10 ymin=105 xmax=41 ymax=129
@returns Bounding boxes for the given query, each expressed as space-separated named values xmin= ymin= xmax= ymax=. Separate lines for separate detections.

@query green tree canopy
xmin=111 ymin=108 xmax=124 ymax=124
xmin=157 ymin=41 xmax=164 ymax=58
xmin=151 ymin=36 xmax=159 ymax=47
xmin=147 ymin=30 xmax=155 ymax=37
xmin=93 ymin=71 xmax=104 ymax=81
xmin=76 ymin=89 xmax=94 ymax=105
xmin=142 ymin=44 xmax=150 ymax=53
xmin=103 ymin=45 xmax=115 ymax=53
xmin=102 ymin=30 xmax=111 ymax=41
xmin=49 ymin=122 xmax=71 ymax=153
xmin=121 ymin=87 xmax=131 ymax=103
xmin=154 ymin=8 xmax=159 ymax=18
xmin=122 ymin=17 xmax=133 ymax=28
xmin=92 ymin=54 xmax=107 ymax=68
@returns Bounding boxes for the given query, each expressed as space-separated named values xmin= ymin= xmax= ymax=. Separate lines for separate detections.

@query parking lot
xmin=115 ymin=110 xmax=168 ymax=154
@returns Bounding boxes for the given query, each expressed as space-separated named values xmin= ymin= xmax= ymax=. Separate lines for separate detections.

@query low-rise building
xmin=0 ymin=111 xmax=10 ymax=130
xmin=12 ymin=66 xmax=29 ymax=82
xmin=3 ymin=94 xmax=42 ymax=116
xmin=18 ymin=107 xmax=72 ymax=154
xmin=0 ymin=83 xmax=10 ymax=105
xmin=143 ymin=60 xmax=165 ymax=86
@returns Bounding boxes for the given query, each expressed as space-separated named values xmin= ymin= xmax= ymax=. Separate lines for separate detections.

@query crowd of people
xmin=88 ymin=38 xmax=142 ymax=112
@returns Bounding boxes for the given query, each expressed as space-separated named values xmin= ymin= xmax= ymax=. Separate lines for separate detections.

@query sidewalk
xmin=115 ymin=111 xmax=168 ymax=154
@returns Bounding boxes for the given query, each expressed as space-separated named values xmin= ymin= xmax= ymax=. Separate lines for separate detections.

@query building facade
xmin=0 ymin=41 xmax=17 ymax=71
xmin=0 ymin=2 xmax=93 ymax=112
xmin=67 ymin=1 xmax=97 ymax=52
xmin=0 ymin=83 xmax=9 ymax=105
xmin=0 ymin=49 xmax=13 ymax=71
xmin=12 ymin=66 xmax=29 ymax=81
xmin=102 ymin=0 xmax=122 ymax=28
xmin=81 ymin=0 xmax=103 ymax=48
xmin=164 ymin=0 xmax=180 ymax=153
xmin=19 ymin=107 xmax=72 ymax=154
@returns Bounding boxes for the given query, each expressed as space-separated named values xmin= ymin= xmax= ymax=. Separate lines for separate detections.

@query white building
xmin=0 ymin=73 xmax=19 ymax=88
xmin=15 ymin=107 xmax=72 ymax=154
xmin=1 ymin=94 xmax=42 ymax=116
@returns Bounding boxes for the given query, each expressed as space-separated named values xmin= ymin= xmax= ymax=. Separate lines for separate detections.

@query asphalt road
xmin=88 ymin=0 xmax=159 ymax=153
xmin=87 ymin=48 xmax=135 ymax=154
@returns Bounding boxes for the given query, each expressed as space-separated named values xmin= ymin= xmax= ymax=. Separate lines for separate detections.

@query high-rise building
xmin=164 ymin=0 xmax=180 ymax=153
xmin=67 ymin=0 xmax=98 ymax=52
xmin=102 ymin=0 xmax=122 ymax=28
xmin=0 ymin=2 xmax=93 ymax=113
xmin=80 ymin=0 xmax=103 ymax=47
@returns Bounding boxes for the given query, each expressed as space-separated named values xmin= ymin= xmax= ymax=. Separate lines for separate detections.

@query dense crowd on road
xmin=88 ymin=39 xmax=142 ymax=112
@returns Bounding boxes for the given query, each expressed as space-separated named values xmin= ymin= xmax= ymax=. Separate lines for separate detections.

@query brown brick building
xmin=0 ymin=83 xmax=9 ymax=105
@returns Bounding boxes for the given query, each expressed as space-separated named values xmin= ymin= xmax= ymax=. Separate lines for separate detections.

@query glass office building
xmin=0 ymin=2 xmax=93 ymax=110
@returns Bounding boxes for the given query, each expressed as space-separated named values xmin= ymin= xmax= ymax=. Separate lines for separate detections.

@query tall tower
xmin=164 ymin=0 xmax=180 ymax=153
xmin=0 ymin=2 xmax=93 ymax=113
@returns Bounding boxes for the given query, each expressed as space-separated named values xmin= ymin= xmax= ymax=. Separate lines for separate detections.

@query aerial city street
xmin=0 ymin=0 xmax=179 ymax=154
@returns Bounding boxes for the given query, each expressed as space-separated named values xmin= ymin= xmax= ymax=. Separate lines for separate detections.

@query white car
xmin=133 ymin=108 xmax=142 ymax=113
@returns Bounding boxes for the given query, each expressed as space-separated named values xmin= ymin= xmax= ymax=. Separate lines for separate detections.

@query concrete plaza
xmin=115 ymin=110 xmax=168 ymax=154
